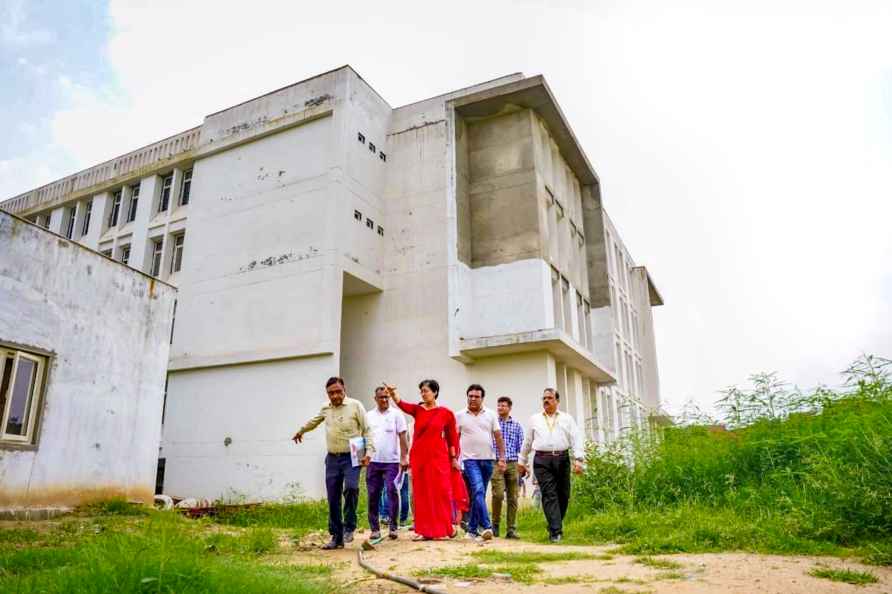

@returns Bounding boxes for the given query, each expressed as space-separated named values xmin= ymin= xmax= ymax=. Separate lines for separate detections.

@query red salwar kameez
xmin=397 ymin=400 xmax=468 ymax=538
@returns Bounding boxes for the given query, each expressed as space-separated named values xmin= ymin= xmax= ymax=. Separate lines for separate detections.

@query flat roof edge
xmin=448 ymin=75 xmax=600 ymax=186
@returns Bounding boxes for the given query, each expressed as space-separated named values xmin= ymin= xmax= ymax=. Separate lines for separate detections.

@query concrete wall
xmin=0 ymin=212 xmax=175 ymax=510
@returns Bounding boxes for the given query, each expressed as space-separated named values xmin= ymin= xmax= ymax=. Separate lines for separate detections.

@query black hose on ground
xmin=357 ymin=549 xmax=449 ymax=594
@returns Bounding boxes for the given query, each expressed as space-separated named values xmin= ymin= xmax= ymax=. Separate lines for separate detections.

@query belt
xmin=534 ymin=449 xmax=569 ymax=457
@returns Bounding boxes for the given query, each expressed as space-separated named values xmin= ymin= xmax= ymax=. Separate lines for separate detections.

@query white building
xmin=1 ymin=66 xmax=664 ymax=501
xmin=0 ymin=211 xmax=176 ymax=515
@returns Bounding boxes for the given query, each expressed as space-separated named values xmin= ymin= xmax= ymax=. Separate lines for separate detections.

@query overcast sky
xmin=3 ymin=0 xmax=891 ymax=413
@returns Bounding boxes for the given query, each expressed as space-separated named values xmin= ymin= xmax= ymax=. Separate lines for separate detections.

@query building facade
xmin=0 ymin=211 xmax=176 ymax=514
xmin=0 ymin=66 xmax=663 ymax=500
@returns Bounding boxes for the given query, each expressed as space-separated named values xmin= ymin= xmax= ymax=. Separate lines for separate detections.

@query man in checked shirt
xmin=490 ymin=396 xmax=524 ymax=539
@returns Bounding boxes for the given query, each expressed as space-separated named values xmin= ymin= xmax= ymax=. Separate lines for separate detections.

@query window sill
xmin=0 ymin=441 xmax=38 ymax=451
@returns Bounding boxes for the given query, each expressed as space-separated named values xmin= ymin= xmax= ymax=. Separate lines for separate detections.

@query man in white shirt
xmin=456 ymin=384 xmax=506 ymax=541
xmin=518 ymin=388 xmax=585 ymax=543
xmin=366 ymin=386 xmax=409 ymax=540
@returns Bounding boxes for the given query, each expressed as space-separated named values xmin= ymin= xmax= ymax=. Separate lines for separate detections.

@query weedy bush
xmin=566 ymin=355 xmax=892 ymax=558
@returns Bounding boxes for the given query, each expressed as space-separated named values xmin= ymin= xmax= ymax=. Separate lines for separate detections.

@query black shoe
xmin=460 ymin=520 xmax=469 ymax=533
xmin=549 ymin=533 xmax=562 ymax=543
xmin=321 ymin=539 xmax=344 ymax=550
xmin=505 ymin=529 xmax=519 ymax=539
xmin=493 ymin=524 xmax=500 ymax=538
xmin=344 ymin=531 xmax=354 ymax=544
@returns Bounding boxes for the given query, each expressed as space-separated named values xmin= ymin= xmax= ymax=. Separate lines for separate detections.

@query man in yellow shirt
xmin=293 ymin=377 xmax=373 ymax=549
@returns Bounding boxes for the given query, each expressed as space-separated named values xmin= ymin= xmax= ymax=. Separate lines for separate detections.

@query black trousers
xmin=533 ymin=451 xmax=571 ymax=537
xmin=324 ymin=453 xmax=360 ymax=542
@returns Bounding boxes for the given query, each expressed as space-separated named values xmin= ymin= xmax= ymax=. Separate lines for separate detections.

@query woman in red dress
xmin=386 ymin=379 xmax=466 ymax=539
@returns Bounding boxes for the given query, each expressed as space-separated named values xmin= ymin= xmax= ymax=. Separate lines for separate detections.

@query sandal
xmin=411 ymin=534 xmax=431 ymax=541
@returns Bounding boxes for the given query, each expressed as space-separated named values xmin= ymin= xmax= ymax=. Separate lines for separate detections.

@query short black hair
xmin=466 ymin=384 xmax=485 ymax=398
xmin=544 ymin=388 xmax=560 ymax=401
xmin=419 ymin=379 xmax=440 ymax=399
xmin=497 ymin=396 xmax=513 ymax=407
xmin=326 ymin=377 xmax=345 ymax=389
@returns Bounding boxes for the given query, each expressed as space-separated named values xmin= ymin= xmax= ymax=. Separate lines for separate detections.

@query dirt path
xmin=293 ymin=528 xmax=892 ymax=594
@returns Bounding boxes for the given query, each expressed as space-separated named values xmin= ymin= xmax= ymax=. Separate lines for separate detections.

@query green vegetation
xmin=521 ymin=355 xmax=892 ymax=564
xmin=0 ymin=510 xmax=333 ymax=594
xmin=635 ymin=556 xmax=682 ymax=570
xmin=808 ymin=567 xmax=879 ymax=585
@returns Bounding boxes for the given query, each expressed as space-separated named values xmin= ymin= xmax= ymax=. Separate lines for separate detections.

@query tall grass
xmin=566 ymin=355 xmax=892 ymax=558
xmin=0 ymin=512 xmax=333 ymax=593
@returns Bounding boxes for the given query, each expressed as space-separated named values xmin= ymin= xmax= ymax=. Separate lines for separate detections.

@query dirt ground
xmin=295 ymin=528 xmax=892 ymax=594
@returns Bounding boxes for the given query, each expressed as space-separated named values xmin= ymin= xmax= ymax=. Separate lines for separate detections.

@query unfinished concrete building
xmin=0 ymin=66 xmax=664 ymax=500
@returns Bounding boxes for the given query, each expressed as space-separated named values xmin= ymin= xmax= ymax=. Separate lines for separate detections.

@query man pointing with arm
xmin=293 ymin=376 xmax=373 ymax=550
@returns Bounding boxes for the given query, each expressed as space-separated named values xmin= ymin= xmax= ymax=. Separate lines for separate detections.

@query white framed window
xmin=170 ymin=234 xmax=185 ymax=274
xmin=63 ymin=206 xmax=76 ymax=239
xmin=0 ymin=347 xmax=47 ymax=444
xmin=150 ymin=238 xmax=164 ymax=277
xmin=127 ymin=184 xmax=140 ymax=222
xmin=109 ymin=190 xmax=123 ymax=227
xmin=81 ymin=200 xmax=93 ymax=237
xmin=179 ymin=169 xmax=192 ymax=206
xmin=561 ymin=275 xmax=573 ymax=332
xmin=158 ymin=174 xmax=173 ymax=212
xmin=119 ymin=244 xmax=131 ymax=265
xmin=584 ymin=300 xmax=593 ymax=350
xmin=551 ymin=266 xmax=562 ymax=330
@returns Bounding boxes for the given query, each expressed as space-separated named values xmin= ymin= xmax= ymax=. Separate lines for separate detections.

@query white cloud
xmin=8 ymin=0 xmax=892 ymax=411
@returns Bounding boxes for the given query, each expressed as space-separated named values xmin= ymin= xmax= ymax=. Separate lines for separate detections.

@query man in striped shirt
xmin=490 ymin=396 xmax=524 ymax=539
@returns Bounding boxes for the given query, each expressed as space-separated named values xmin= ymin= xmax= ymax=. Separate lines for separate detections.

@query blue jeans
xmin=324 ymin=453 xmax=360 ymax=542
xmin=463 ymin=459 xmax=494 ymax=534
xmin=379 ymin=471 xmax=410 ymax=523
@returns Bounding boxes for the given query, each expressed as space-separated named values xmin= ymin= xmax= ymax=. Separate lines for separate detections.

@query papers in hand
xmin=349 ymin=436 xmax=366 ymax=467
xmin=394 ymin=469 xmax=406 ymax=490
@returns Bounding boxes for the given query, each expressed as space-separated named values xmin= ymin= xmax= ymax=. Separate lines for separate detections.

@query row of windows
xmin=30 ymin=169 xmax=193 ymax=239
xmin=353 ymin=210 xmax=384 ymax=236
xmin=550 ymin=265 xmax=593 ymax=351
xmin=357 ymin=131 xmax=386 ymax=161
xmin=101 ymin=233 xmax=186 ymax=276
xmin=0 ymin=346 xmax=46 ymax=445
xmin=108 ymin=169 xmax=191 ymax=229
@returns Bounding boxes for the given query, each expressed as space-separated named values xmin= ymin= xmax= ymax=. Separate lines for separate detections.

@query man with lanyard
xmin=456 ymin=384 xmax=507 ymax=541
xmin=365 ymin=386 xmax=409 ymax=540
xmin=518 ymin=388 xmax=585 ymax=543
xmin=292 ymin=377 xmax=373 ymax=550
xmin=490 ymin=396 xmax=524 ymax=539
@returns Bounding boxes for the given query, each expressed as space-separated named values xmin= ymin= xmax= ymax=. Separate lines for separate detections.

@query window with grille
xmin=126 ymin=184 xmax=140 ymax=222
xmin=158 ymin=174 xmax=173 ymax=212
xmin=179 ymin=170 xmax=192 ymax=206
xmin=0 ymin=346 xmax=47 ymax=445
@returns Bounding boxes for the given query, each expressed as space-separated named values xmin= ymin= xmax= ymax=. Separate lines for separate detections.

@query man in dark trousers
xmin=518 ymin=388 xmax=585 ymax=543
xmin=293 ymin=377 xmax=373 ymax=549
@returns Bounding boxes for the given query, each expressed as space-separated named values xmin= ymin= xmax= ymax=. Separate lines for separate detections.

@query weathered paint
xmin=0 ymin=212 xmax=175 ymax=510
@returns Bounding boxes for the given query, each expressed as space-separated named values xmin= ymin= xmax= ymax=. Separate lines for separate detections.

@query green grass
xmin=635 ymin=556 xmax=682 ymax=570
xmin=417 ymin=561 xmax=539 ymax=584
xmin=517 ymin=356 xmax=892 ymax=564
xmin=808 ymin=567 xmax=878 ymax=585
xmin=0 ymin=510 xmax=333 ymax=594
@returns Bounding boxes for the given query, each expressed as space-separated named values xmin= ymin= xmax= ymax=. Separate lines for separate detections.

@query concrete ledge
xmin=459 ymin=329 xmax=616 ymax=383
xmin=0 ymin=508 xmax=72 ymax=521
